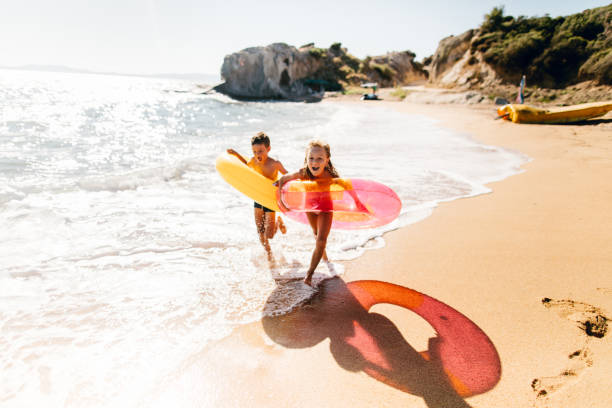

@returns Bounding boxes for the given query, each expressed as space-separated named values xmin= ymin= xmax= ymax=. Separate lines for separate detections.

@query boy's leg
xmin=254 ymin=207 xmax=272 ymax=257
xmin=264 ymin=211 xmax=277 ymax=239
xmin=277 ymin=215 xmax=287 ymax=234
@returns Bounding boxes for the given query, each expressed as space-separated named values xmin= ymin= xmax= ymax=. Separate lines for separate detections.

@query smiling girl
xmin=277 ymin=140 xmax=339 ymax=286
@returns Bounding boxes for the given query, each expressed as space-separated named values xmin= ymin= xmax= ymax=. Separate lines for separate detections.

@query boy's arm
xmin=277 ymin=161 xmax=289 ymax=175
xmin=226 ymin=149 xmax=248 ymax=165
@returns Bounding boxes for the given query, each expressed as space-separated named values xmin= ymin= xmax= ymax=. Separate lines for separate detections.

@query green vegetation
xmin=579 ymin=49 xmax=612 ymax=84
xmin=341 ymin=86 xmax=366 ymax=95
xmin=308 ymin=47 xmax=327 ymax=59
xmin=369 ymin=63 xmax=397 ymax=80
xmin=330 ymin=42 xmax=343 ymax=53
xmin=300 ymin=42 xmax=424 ymax=91
xmin=390 ymin=87 xmax=409 ymax=100
xmin=537 ymin=94 xmax=557 ymax=103
xmin=472 ymin=5 xmax=612 ymax=87
xmin=340 ymin=52 xmax=361 ymax=72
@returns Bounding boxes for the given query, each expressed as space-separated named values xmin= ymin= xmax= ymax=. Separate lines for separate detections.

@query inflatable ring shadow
xmin=262 ymin=278 xmax=501 ymax=404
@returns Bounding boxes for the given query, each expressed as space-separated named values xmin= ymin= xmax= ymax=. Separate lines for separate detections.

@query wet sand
xmin=160 ymin=98 xmax=612 ymax=408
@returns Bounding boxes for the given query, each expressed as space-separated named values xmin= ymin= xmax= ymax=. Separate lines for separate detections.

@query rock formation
xmin=215 ymin=43 xmax=427 ymax=100
xmin=215 ymin=43 xmax=324 ymax=101
xmin=426 ymin=29 xmax=503 ymax=90
xmin=428 ymin=30 xmax=474 ymax=82
xmin=363 ymin=51 xmax=427 ymax=87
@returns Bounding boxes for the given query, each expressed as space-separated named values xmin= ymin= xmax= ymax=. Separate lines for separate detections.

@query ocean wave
xmin=77 ymin=159 xmax=207 ymax=192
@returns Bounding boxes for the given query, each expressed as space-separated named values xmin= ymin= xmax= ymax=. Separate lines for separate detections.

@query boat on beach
xmin=497 ymin=101 xmax=612 ymax=124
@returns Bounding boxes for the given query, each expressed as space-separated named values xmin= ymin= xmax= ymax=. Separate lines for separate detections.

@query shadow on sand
xmin=263 ymin=278 xmax=501 ymax=408
xmin=558 ymin=118 xmax=612 ymax=126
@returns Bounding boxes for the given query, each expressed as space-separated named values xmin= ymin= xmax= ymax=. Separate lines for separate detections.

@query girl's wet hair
xmin=302 ymin=140 xmax=339 ymax=179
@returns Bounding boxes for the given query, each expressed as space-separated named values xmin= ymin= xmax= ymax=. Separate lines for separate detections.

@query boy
xmin=227 ymin=132 xmax=287 ymax=260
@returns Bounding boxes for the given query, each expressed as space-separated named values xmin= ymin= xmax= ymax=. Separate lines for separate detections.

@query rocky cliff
xmin=427 ymin=5 xmax=612 ymax=91
xmin=214 ymin=43 xmax=323 ymax=101
xmin=216 ymin=42 xmax=426 ymax=100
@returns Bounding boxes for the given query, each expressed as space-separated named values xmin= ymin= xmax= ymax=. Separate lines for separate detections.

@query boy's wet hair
xmin=251 ymin=131 xmax=270 ymax=147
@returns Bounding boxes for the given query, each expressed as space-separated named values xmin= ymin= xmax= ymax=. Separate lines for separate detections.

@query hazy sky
xmin=1 ymin=0 xmax=608 ymax=76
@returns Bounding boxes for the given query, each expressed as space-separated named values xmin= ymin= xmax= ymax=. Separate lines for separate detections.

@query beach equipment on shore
xmin=497 ymin=101 xmax=612 ymax=124
xmin=360 ymin=82 xmax=380 ymax=101
xmin=215 ymin=152 xmax=401 ymax=229
xmin=361 ymin=93 xmax=380 ymax=101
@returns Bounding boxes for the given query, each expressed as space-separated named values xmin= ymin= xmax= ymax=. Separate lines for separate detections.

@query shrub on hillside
xmin=579 ymin=49 xmax=612 ymax=84
xmin=474 ymin=4 xmax=611 ymax=87
xmin=308 ymin=48 xmax=327 ymax=59
xmin=370 ymin=63 xmax=397 ymax=80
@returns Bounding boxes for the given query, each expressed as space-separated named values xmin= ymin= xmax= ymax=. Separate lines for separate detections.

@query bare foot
xmin=303 ymin=275 xmax=313 ymax=286
xmin=268 ymin=256 xmax=276 ymax=269
xmin=266 ymin=250 xmax=275 ymax=266
xmin=277 ymin=216 xmax=287 ymax=234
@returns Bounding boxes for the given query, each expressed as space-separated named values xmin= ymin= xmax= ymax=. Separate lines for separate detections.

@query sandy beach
xmin=159 ymin=97 xmax=612 ymax=408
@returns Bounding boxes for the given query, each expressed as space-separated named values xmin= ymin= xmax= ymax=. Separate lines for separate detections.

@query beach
xmin=164 ymin=98 xmax=612 ymax=408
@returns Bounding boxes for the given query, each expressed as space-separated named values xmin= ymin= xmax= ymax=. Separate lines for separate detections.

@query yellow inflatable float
xmin=497 ymin=101 xmax=612 ymax=124
xmin=215 ymin=152 xmax=281 ymax=212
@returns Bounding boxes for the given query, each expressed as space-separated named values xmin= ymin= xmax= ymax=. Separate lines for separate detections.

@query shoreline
xmin=162 ymin=98 xmax=612 ymax=407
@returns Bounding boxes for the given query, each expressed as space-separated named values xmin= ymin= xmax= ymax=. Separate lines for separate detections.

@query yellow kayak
xmin=497 ymin=101 xmax=612 ymax=124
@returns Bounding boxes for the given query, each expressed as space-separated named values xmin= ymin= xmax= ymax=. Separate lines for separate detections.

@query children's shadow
xmin=262 ymin=278 xmax=501 ymax=408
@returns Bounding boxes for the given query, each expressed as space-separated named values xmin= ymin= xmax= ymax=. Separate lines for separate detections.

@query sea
xmin=0 ymin=68 xmax=527 ymax=407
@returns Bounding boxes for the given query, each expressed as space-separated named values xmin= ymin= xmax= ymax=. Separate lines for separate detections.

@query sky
xmin=1 ymin=0 xmax=609 ymax=76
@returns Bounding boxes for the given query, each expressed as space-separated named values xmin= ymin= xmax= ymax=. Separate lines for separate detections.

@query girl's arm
xmin=274 ymin=171 xmax=301 ymax=211
xmin=226 ymin=149 xmax=247 ymax=165
xmin=275 ymin=171 xmax=301 ymax=187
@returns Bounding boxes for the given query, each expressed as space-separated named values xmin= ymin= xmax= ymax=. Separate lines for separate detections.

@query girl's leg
xmin=306 ymin=212 xmax=318 ymax=234
xmin=304 ymin=212 xmax=333 ymax=286
xmin=306 ymin=212 xmax=328 ymax=261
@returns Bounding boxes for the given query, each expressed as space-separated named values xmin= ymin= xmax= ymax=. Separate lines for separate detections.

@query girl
xmin=276 ymin=140 xmax=339 ymax=286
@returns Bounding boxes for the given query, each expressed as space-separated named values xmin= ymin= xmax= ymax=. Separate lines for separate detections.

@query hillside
xmin=426 ymin=4 xmax=612 ymax=104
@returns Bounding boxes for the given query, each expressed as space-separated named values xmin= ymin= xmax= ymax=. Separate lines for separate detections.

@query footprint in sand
xmin=531 ymin=298 xmax=609 ymax=404
xmin=531 ymin=346 xmax=593 ymax=398
xmin=541 ymin=298 xmax=608 ymax=338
